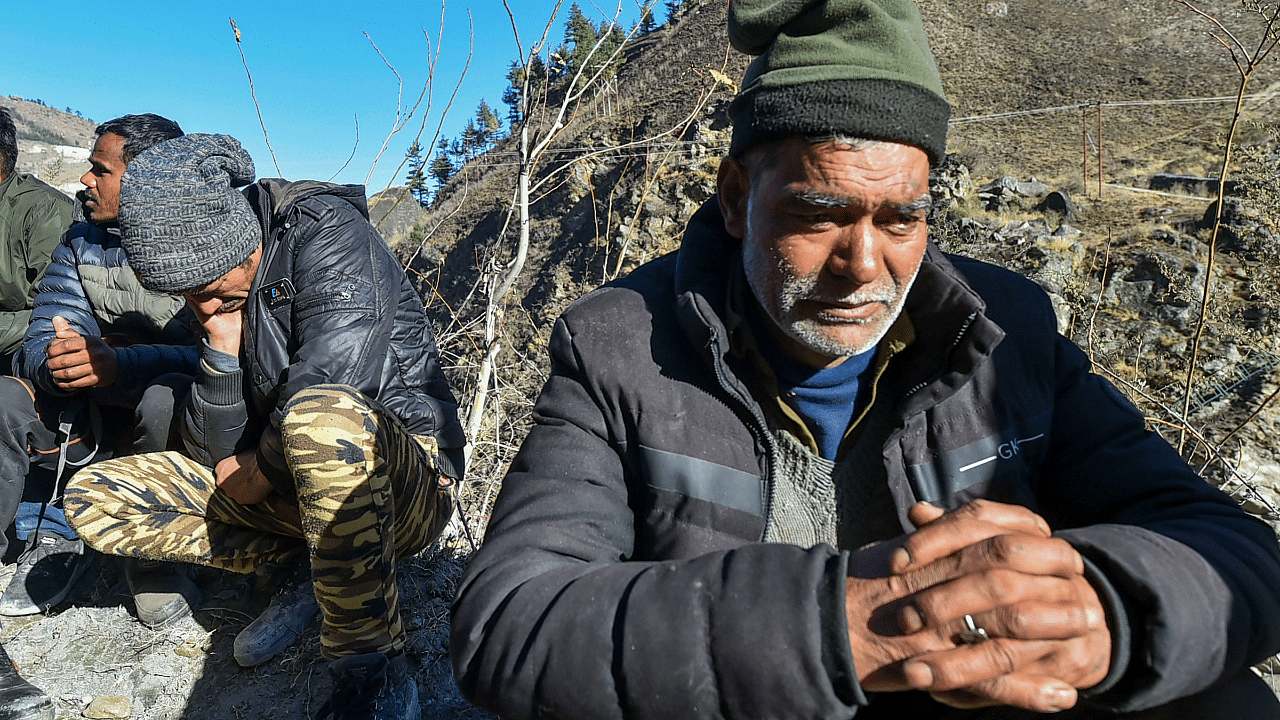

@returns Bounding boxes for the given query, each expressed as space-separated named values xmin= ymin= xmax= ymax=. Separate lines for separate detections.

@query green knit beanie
xmin=727 ymin=0 xmax=950 ymax=164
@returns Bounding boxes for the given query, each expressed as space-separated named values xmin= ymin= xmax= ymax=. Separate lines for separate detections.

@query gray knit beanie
xmin=727 ymin=0 xmax=950 ymax=164
xmin=119 ymin=133 xmax=262 ymax=293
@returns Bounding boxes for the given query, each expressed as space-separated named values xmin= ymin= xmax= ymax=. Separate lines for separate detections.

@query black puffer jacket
xmin=182 ymin=179 xmax=466 ymax=487
xmin=452 ymin=198 xmax=1280 ymax=719
xmin=15 ymin=221 xmax=199 ymax=400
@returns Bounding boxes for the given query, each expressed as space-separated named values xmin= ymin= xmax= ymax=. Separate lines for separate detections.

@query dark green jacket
xmin=0 ymin=172 xmax=73 ymax=365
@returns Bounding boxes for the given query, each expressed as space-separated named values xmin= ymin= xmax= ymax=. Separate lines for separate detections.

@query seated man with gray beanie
xmin=449 ymin=0 xmax=1280 ymax=718
xmin=62 ymin=133 xmax=466 ymax=720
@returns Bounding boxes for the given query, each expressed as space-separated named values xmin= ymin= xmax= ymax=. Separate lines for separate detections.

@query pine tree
xmin=428 ymin=136 xmax=456 ymax=197
xmin=435 ymin=137 xmax=451 ymax=170
xmin=529 ymin=54 xmax=548 ymax=88
xmin=566 ymin=19 xmax=626 ymax=88
xmin=404 ymin=141 xmax=428 ymax=206
xmin=475 ymin=100 xmax=502 ymax=150
xmin=530 ymin=55 xmax=547 ymax=81
xmin=503 ymin=61 xmax=525 ymax=125
xmin=429 ymin=153 xmax=455 ymax=192
xmin=459 ymin=119 xmax=481 ymax=160
xmin=505 ymin=56 xmax=552 ymax=126
xmin=639 ymin=2 xmax=658 ymax=33
xmin=502 ymin=86 xmax=522 ymax=126
xmin=664 ymin=0 xmax=681 ymax=24
xmin=564 ymin=3 xmax=598 ymax=78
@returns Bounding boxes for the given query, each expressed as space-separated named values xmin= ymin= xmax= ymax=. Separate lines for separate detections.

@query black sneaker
xmin=233 ymin=563 xmax=320 ymax=667
xmin=0 ymin=533 xmax=91 ymax=616
xmin=316 ymin=652 xmax=420 ymax=720
xmin=0 ymin=640 xmax=52 ymax=720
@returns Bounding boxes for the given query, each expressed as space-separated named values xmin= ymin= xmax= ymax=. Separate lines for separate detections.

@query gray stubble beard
xmin=742 ymin=220 xmax=921 ymax=360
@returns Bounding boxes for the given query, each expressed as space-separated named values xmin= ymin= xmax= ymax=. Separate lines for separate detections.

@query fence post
xmin=1097 ymin=101 xmax=1104 ymax=198
xmin=1082 ymin=105 xmax=1090 ymax=197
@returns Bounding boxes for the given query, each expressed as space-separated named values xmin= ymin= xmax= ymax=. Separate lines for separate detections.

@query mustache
xmin=781 ymin=270 xmax=899 ymax=308
xmin=803 ymin=286 xmax=898 ymax=305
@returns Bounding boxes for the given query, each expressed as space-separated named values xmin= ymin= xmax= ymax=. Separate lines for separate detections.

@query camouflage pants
xmin=64 ymin=384 xmax=454 ymax=658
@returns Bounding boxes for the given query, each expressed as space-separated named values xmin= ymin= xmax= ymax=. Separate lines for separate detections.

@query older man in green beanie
xmin=451 ymin=0 xmax=1280 ymax=718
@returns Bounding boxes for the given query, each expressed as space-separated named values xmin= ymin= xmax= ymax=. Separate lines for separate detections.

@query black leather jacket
xmin=182 ymin=179 xmax=465 ymax=489
xmin=452 ymin=198 xmax=1280 ymax=719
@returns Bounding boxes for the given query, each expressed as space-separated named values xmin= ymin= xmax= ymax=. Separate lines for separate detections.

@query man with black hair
xmin=0 ymin=114 xmax=200 ymax=633
xmin=450 ymin=0 xmax=1280 ymax=718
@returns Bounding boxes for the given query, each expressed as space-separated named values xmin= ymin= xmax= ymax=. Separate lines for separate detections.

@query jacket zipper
xmin=706 ymin=326 xmax=780 ymax=539
xmin=901 ymin=310 xmax=979 ymax=400
xmin=884 ymin=309 xmax=983 ymax=500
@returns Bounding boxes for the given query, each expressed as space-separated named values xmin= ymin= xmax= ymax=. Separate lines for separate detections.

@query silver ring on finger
xmin=958 ymin=614 xmax=990 ymax=644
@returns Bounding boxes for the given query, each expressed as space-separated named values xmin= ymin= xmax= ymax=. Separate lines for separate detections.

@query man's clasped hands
xmin=847 ymin=499 xmax=1112 ymax=713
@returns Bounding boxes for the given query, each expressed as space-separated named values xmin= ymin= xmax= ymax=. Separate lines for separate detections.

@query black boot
xmin=0 ymin=641 xmax=52 ymax=720
xmin=315 ymin=651 xmax=420 ymax=720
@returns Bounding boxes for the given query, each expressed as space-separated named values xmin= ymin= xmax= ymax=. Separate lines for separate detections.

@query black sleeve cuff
xmin=1076 ymin=553 xmax=1135 ymax=702
xmin=819 ymin=551 xmax=869 ymax=707
xmin=436 ymin=446 xmax=465 ymax=483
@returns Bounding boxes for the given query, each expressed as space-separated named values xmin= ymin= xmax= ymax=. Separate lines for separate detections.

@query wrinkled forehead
xmin=745 ymin=137 xmax=931 ymax=201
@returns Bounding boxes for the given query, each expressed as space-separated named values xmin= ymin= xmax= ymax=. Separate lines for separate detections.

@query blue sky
xmin=6 ymin=0 xmax=648 ymax=193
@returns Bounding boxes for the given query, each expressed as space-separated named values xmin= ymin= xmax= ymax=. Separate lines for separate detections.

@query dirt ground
xmin=5 ymin=508 xmax=1280 ymax=719
xmin=0 ymin=523 xmax=494 ymax=720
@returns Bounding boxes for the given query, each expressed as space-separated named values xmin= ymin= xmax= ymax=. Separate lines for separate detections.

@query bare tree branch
xmin=327 ymin=115 xmax=361 ymax=182
xmin=229 ymin=18 xmax=283 ymax=176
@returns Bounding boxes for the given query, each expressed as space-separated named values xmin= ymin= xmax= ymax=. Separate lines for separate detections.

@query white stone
xmin=54 ymin=145 xmax=90 ymax=160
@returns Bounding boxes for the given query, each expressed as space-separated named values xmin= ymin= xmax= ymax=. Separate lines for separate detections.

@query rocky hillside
xmin=1 ymin=96 xmax=97 ymax=148
xmin=1 ymin=96 xmax=97 ymax=195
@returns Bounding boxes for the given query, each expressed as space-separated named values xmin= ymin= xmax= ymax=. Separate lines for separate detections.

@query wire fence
xmin=948 ymin=90 xmax=1280 ymax=197
xmin=1192 ymin=351 xmax=1280 ymax=412
xmin=449 ymin=90 xmax=1280 ymax=195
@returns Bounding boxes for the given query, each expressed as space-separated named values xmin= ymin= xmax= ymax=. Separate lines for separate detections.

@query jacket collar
xmin=895 ymin=244 xmax=1006 ymax=414
xmin=243 ymin=179 xmax=372 ymax=230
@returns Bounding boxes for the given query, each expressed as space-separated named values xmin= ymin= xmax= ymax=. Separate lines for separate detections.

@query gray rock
xmin=1026 ymin=241 xmax=1082 ymax=297
xmin=929 ymin=156 xmax=975 ymax=209
xmin=994 ymin=218 xmax=1052 ymax=245
xmin=1014 ymin=178 xmax=1051 ymax=197
xmin=979 ymin=176 xmax=1051 ymax=212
